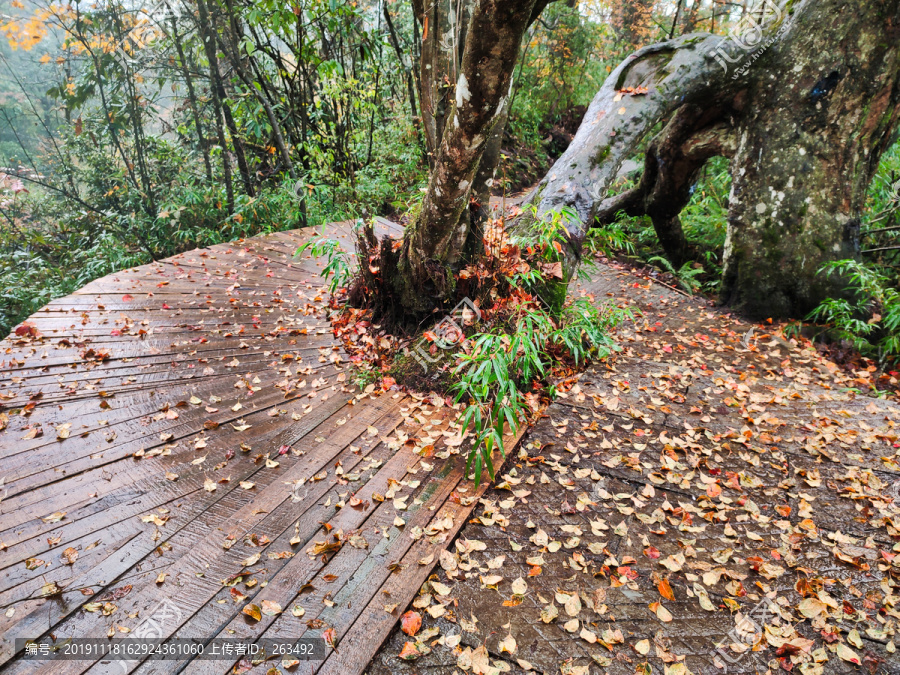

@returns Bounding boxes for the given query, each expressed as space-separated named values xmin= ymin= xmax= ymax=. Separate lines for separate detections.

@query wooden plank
xmin=0 ymin=216 xmax=529 ymax=675
xmin=0 ymin=393 xmax=406 ymax=668
xmin=0 ymin=368 xmax=345 ymax=499
xmin=0 ymin=385 xmax=356 ymax=598
xmin=314 ymin=427 xmax=527 ymax=675
xmin=135 ymin=414 xmax=450 ymax=674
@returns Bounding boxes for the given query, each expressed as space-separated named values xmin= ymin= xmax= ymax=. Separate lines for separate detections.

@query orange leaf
xmin=398 ymin=641 xmax=421 ymax=660
xmin=400 ymin=610 xmax=421 ymax=637
xmin=658 ymin=577 xmax=675 ymax=601
xmin=323 ymin=627 xmax=337 ymax=649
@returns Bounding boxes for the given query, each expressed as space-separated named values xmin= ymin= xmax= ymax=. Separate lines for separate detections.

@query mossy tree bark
xmin=719 ymin=0 xmax=900 ymax=318
xmin=521 ymin=32 xmax=741 ymax=282
xmin=388 ymin=0 xmax=549 ymax=313
xmin=384 ymin=0 xmax=900 ymax=322
xmin=523 ymin=0 xmax=900 ymax=319
xmin=411 ymin=0 xmax=471 ymax=168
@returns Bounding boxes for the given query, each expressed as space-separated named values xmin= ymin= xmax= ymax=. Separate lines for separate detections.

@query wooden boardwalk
xmin=0 ymin=219 xmax=522 ymax=674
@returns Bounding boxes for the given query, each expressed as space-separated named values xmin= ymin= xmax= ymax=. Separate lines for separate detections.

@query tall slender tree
xmin=367 ymin=0 xmax=900 ymax=322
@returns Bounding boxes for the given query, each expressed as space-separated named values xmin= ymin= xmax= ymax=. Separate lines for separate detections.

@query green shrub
xmin=452 ymin=291 xmax=629 ymax=486
xmin=808 ymin=259 xmax=900 ymax=365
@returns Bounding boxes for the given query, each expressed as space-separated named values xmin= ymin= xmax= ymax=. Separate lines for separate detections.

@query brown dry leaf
xmin=242 ymin=604 xmax=262 ymax=622
xmin=798 ymin=597 xmax=827 ymax=618
xmin=650 ymin=601 xmax=673 ymax=622
xmin=480 ymin=574 xmax=503 ymax=588
xmin=40 ymin=582 xmax=61 ymax=596
xmin=498 ymin=634 xmax=517 ymax=654
xmin=835 ymin=643 xmax=861 ymax=665
xmin=61 ymin=547 xmax=78 ymax=565
xmin=23 ymin=426 xmax=43 ymax=440
xmin=564 ymin=593 xmax=581 ymax=617
xmin=310 ymin=540 xmax=342 ymax=556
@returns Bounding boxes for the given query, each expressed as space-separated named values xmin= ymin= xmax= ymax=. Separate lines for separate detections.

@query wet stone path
xmin=369 ymin=262 xmax=900 ymax=675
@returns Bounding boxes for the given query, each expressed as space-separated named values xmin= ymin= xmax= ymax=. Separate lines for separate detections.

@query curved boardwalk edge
xmin=0 ymin=219 xmax=524 ymax=675
xmin=367 ymin=262 xmax=900 ymax=675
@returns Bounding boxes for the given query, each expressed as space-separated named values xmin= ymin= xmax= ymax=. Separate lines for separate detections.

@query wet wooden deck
xmin=0 ymin=219 xmax=522 ymax=674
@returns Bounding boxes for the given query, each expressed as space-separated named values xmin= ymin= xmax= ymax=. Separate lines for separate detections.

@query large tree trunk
xmin=521 ymin=32 xmax=741 ymax=281
xmin=357 ymin=0 xmax=553 ymax=317
xmin=719 ymin=0 xmax=900 ymax=318
xmin=412 ymin=0 xmax=472 ymax=168
xmin=376 ymin=0 xmax=900 ymax=324
xmin=524 ymin=0 xmax=900 ymax=319
xmin=396 ymin=0 xmax=536 ymax=310
xmin=352 ymin=0 xmax=558 ymax=320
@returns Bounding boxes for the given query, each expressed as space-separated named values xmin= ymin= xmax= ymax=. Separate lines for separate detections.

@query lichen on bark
xmin=520 ymin=0 xmax=900 ymax=319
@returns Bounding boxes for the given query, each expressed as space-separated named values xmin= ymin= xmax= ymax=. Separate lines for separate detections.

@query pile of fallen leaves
xmin=330 ymin=217 xmax=599 ymax=394
xmin=366 ymin=265 xmax=900 ymax=675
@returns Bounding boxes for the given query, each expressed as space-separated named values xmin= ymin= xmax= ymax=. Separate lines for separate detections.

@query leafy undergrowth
xmin=809 ymin=260 xmax=900 ymax=366
xmin=371 ymin=282 xmax=900 ymax=674
xmin=298 ymin=213 xmax=633 ymax=486
xmin=592 ymin=141 xmax=900 ymax=386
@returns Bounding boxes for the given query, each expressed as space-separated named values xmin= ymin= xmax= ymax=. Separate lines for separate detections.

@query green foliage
xmin=0 ymin=0 xmax=427 ymax=337
xmin=294 ymin=229 xmax=353 ymax=296
xmin=508 ymin=3 xmax=613 ymax=143
xmin=0 ymin=137 xmax=305 ymax=334
xmin=514 ymin=204 xmax=597 ymax=282
xmin=782 ymin=320 xmax=804 ymax=342
xmin=591 ymin=155 xmax=731 ymax=293
xmin=451 ymin=296 xmax=629 ymax=486
xmin=808 ymin=259 xmax=900 ymax=365
xmin=647 ymin=256 xmax=705 ymax=294
xmin=453 ymin=333 xmax=527 ymax=486
xmin=350 ymin=364 xmax=380 ymax=390
xmin=859 ymin=141 xmax=900 ymax=266
xmin=551 ymin=298 xmax=623 ymax=366
xmin=514 ymin=204 xmax=573 ymax=260
xmin=586 ymin=221 xmax=635 ymax=257
xmin=679 ymin=157 xmax=731 ymax=254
